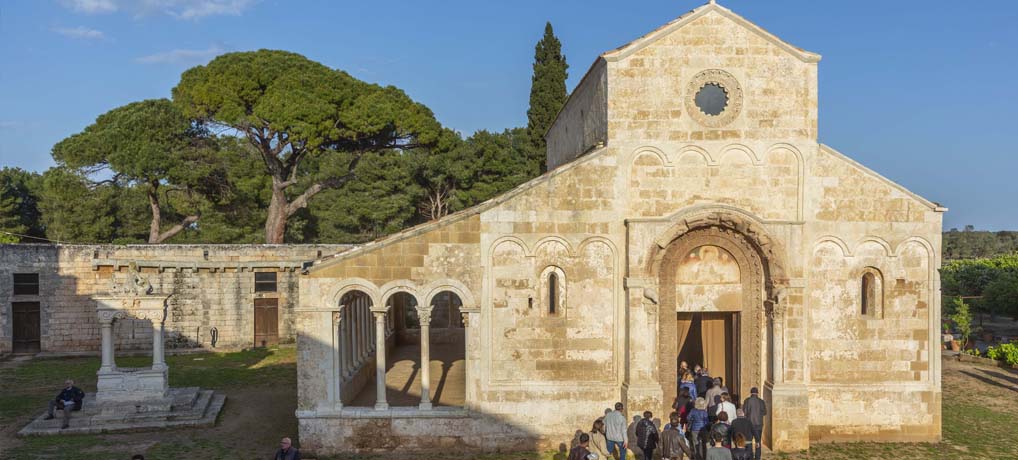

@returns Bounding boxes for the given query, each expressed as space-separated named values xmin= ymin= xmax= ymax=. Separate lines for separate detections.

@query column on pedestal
xmin=100 ymin=317 xmax=116 ymax=371
xmin=418 ymin=307 xmax=433 ymax=410
xmin=151 ymin=317 xmax=166 ymax=370
xmin=372 ymin=309 xmax=389 ymax=410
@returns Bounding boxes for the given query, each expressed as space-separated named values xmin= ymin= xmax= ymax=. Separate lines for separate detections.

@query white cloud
xmin=161 ymin=0 xmax=255 ymax=19
xmin=52 ymin=26 xmax=106 ymax=40
xmin=62 ymin=0 xmax=118 ymax=14
xmin=61 ymin=1 xmax=256 ymax=19
xmin=135 ymin=45 xmax=225 ymax=64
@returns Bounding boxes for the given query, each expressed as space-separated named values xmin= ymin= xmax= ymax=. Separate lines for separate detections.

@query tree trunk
xmin=148 ymin=187 xmax=162 ymax=244
xmin=153 ymin=215 xmax=200 ymax=244
xmin=265 ymin=180 xmax=289 ymax=244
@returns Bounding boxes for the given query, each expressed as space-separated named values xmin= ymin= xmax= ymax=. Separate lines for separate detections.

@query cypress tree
xmin=526 ymin=22 xmax=569 ymax=173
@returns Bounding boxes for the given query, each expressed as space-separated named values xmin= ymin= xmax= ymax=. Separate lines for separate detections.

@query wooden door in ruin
xmin=254 ymin=298 xmax=279 ymax=347
xmin=12 ymin=301 xmax=41 ymax=354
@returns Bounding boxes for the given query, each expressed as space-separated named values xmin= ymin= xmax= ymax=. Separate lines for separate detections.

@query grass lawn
xmin=0 ymin=346 xmax=298 ymax=460
xmin=1 ymin=349 xmax=1016 ymax=460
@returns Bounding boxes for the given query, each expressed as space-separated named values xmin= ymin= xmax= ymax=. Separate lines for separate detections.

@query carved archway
xmin=648 ymin=209 xmax=789 ymax=417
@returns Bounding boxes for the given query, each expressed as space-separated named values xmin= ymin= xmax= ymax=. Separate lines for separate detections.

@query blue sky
xmin=1 ymin=0 xmax=1015 ymax=230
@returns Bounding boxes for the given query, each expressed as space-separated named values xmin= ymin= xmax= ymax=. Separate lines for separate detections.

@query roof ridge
xmin=601 ymin=1 xmax=820 ymax=63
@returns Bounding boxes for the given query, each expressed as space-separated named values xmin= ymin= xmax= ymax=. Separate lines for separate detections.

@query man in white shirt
xmin=715 ymin=392 xmax=737 ymax=425
xmin=604 ymin=402 xmax=629 ymax=460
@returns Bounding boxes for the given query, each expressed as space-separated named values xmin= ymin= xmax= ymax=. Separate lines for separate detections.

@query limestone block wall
xmin=603 ymin=9 xmax=818 ymax=146
xmin=298 ymin=214 xmax=482 ymax=411
xmin=546 ymin=59 xmax=608 ymax=171
xmin=799 ymin=145 xmax=944 ymax=442
xmin=0 ymin=244 xmax=351 ymax=354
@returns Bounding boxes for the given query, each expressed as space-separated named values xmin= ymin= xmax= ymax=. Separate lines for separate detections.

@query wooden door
xmin=677 ymin=312 xmax=740 ymax=400
xmin=12 ymin=302 xmax=41 ymax=354
xmin=701 ymin=314 xmax=730 ymax=388
xmin=254 ymin=298 xmax=279 ymax=347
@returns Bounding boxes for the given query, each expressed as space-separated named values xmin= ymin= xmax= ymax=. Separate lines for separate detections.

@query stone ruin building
xmin=1 ymin=1 xmax=944 ymax=456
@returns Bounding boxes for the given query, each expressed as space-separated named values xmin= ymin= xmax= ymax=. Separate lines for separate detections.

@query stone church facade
xmin=296 ymin=2 xmax=943 ymax=455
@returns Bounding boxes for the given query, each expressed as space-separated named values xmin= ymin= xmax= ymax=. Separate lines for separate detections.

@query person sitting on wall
xmin=273 ymin=437 xmax=301 ymax=460
xmin=43 ymin=379 xmax=84 ymax=429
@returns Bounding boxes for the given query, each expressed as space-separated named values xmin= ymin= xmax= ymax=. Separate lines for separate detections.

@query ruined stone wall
xmin=0 ymin=244 xmax=351 ymax=354
xmin=545 ymin=59 xmax=608 ymax=171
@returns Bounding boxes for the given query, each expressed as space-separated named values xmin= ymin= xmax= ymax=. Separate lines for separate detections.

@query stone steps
xmin=17 ymin=387 xmax=226 ymax=436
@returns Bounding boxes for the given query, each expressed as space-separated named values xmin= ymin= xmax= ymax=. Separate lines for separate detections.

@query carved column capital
xmin=416 ymin=307 xmax=433 ymax=325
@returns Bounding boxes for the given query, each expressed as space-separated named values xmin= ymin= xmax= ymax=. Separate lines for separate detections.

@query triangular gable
xmin=601 ymin=1 xmax=821 ymax=63
xmin=820 ymin=144 xmax=945 ymax=212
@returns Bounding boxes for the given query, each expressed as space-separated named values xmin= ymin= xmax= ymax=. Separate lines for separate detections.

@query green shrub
xmin=986 ymin=342 xmax=1018 ymax=366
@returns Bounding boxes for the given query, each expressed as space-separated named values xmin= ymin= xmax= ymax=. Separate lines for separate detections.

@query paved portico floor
xmin=349 ymin=341 xmax=465 ymax=407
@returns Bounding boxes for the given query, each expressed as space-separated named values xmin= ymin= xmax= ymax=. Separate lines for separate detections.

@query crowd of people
xmin=569 ymin=362 xmax=766 ymax=460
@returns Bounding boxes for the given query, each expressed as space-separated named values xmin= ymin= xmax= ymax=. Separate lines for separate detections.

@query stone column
xmin=352 ymin=304 xmax=360 ymax=368
xmin=362 ymin=305 xmax=370 ymax=364
xmin=461 ymin=309 xmax=478 ymax=410
xmin=99 ymin=318 xmax=116 ymax=372
xmin=340 ymin=309 xmax=349 ymax=378
xmin=332 ymin=311 xmax=344 ymax=410
xmin=770 ymin=305 xmax=785 ymax=385
xmin=418 ymin=307 xmax=433 ymax=410
xmin=372 ymin=309 xmax=389 ymax=410
xmin=151 ymin=318 xmax=166 ymax=371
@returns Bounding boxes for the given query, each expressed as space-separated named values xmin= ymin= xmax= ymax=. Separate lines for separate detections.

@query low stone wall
xmin=297 ymin=409 xmax=539 ymax=455
xmin=1 ymin=244 xmax=353 ymax=354
xmin=807 ymin=384 xmax=941 ymax=443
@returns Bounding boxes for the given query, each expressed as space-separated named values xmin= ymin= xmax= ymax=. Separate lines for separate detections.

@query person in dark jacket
xmin=729 ymin=433 xmax=753 ymax=460
xmin=273 ymin=437 xmax=301 ymax=460
xmin=729 ymin=408 xmax=753 ymax=449
xmin=710 ymin=411 xmax=732 ymax=448
xmin=673 ymin=387 xmax=693 ymax=424
xmin=694 ymin=369 xmax=713 ymax=399
xmin=742 ymin=387 xmax=767 ymax=460
xmin=568 ymin=433 xmax=592 ymax=460
xmin=635 ymin=411 xmax=659 ymax=460
xmin=44 ymin=379 xmax=84 ymax=429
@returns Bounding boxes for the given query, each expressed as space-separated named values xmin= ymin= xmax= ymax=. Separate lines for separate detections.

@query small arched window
xmin=548 ymin=273 xmax=558 ymax=314
xmin=860 ymin=268 xmax=882 ymax=318
xmin=539 ymin=266 xmax=566 ymax=316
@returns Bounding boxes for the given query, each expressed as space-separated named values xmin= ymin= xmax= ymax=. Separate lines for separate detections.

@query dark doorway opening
xmin=13 ymin=301 xmax=41 ymax=354
xmin=677 ymin=312 xmax=740 ymax=401
xmin=254 ymin=298 xmax=279 ymax=347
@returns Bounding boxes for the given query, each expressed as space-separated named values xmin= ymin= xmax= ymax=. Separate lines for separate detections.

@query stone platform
xmin=17 ymin=387 xmax=225 ymax=436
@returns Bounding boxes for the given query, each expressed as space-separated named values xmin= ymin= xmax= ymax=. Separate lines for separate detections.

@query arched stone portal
xmin=657 ymin=227 xmax=767 ymax=407
xmin=641 ymin=209 xmax=791 ymax=447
